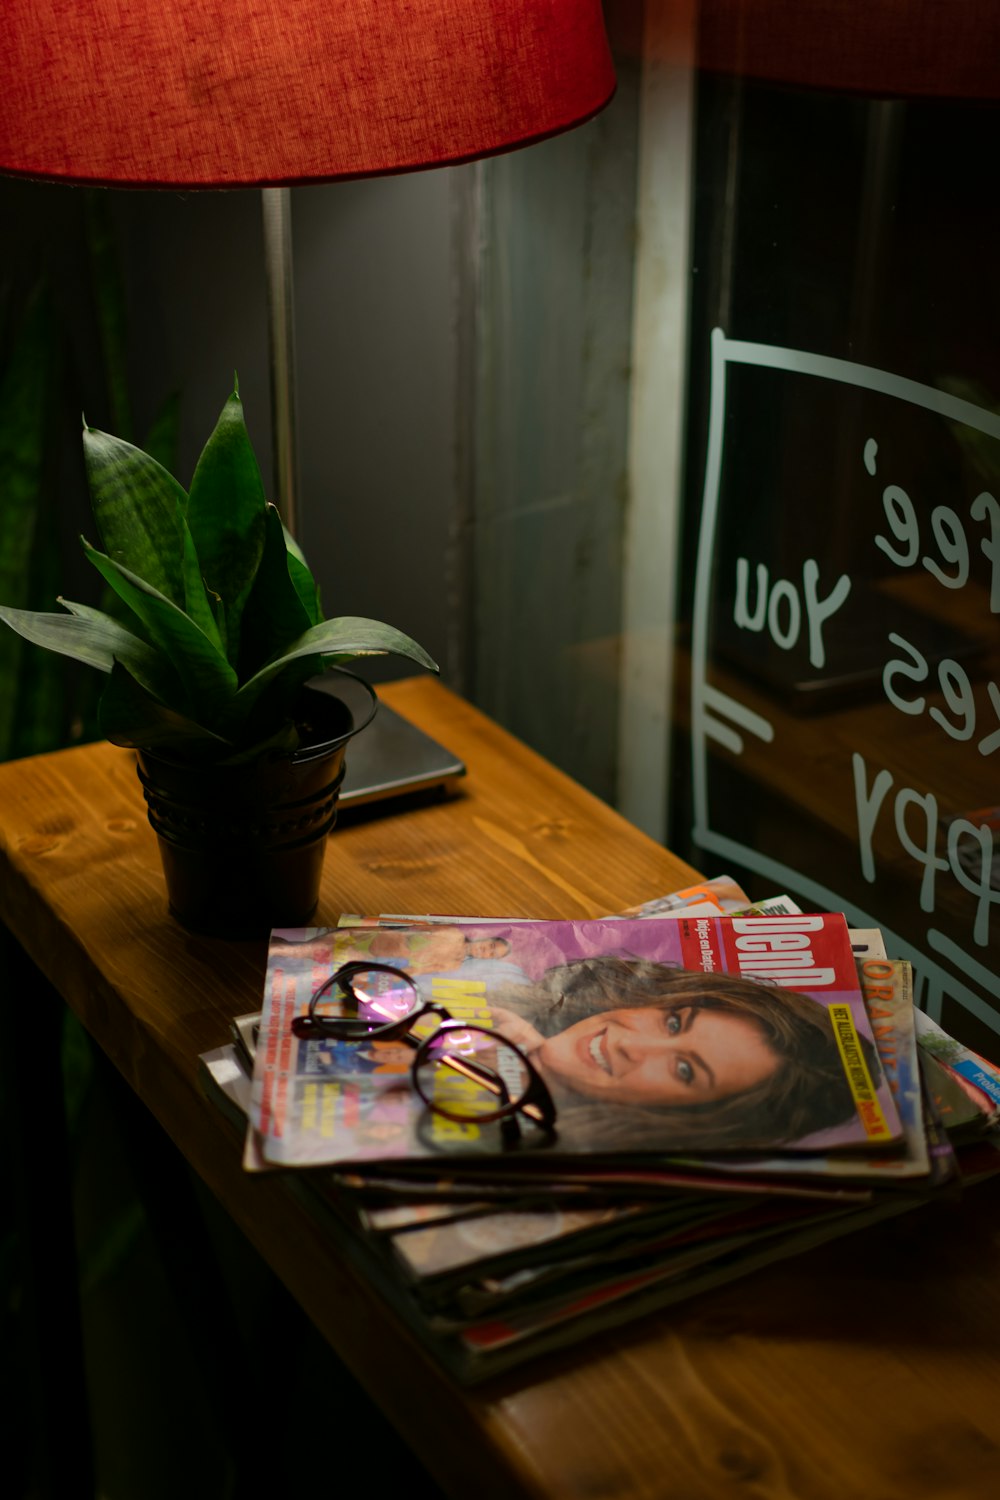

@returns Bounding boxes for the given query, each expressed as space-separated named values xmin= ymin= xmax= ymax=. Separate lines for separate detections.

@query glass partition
xmin=668 ymin=13 xmax=1000 ymax=1053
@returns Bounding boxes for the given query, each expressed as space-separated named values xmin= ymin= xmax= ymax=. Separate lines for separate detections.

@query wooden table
xmin=3 ymin=676 xmax=1000 ymax=1500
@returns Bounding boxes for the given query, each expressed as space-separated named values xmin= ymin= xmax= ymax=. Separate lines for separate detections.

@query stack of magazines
xmin=199 ymin=877 xmax=1000 ymax=1382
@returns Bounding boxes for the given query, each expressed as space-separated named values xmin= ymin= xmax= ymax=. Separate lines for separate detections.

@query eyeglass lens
xmin=317 ymin=966 xmax=419 ymax=1032
xmin=413 ymin=1026 xmax=533 ymax=1121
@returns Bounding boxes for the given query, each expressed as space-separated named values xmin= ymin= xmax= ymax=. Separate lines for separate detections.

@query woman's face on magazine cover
xmin=534 ymin=1004 xmax=780 ymax=1108
xmin=465 ymin=937 xmax=511 ymax=959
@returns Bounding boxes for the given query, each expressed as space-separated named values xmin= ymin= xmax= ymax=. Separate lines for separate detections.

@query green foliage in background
xmin=0 ymin=288 xmax=67 ymax=760
xmin=0 ymin=195 xmax=176 ymax=1495
xmin=0 ymin=193 xmax=182 ymax=762
xmin=1 ymin=384 xmax=436 ymax=763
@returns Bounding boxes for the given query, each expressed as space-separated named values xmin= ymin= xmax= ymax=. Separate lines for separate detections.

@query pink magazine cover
xmin=249 ymin=914 xmax=901 ymax=1170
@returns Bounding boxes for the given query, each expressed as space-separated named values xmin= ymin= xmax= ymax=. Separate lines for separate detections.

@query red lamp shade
xmin=1 ymin=0 xmax=617 ymax=188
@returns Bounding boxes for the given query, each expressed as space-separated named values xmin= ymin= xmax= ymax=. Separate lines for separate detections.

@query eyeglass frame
xmin=290 ymin=960 xmax=557 ymax=1140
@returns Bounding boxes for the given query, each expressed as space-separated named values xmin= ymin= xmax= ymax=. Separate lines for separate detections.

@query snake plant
xmin=0 ymin=382 xmax=437 ymax=763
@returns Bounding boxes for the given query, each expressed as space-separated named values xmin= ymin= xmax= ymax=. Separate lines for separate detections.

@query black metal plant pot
xmin=135 ymin=676 xmax=376 ymax=939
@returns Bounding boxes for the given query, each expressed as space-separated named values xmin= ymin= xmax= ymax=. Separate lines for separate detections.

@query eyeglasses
xmin=291 ymin=961 xmax=556 ymax=1143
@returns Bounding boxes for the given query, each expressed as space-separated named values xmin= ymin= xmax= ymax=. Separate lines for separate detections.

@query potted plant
xmin=0 ymin=381 xmax=438 ymax=936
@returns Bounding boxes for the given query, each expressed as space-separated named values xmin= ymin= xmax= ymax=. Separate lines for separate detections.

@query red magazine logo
xmin=719 ymin=915 xmax=850 ymax=989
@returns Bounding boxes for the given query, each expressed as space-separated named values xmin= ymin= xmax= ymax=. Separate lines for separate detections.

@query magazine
xmin=389 ymin=1196 xmax=736 ymax=1287
xmin=247 ymin=913 xmax=902 ymax=1170
xmin=617 ymin=874 xmax=751 ymax=913
xmin=674 ymin=958 xmax=942 ymax=1186
xmin=447 ymin=1189 xmax=922 ymax=1376
xmin=913 ymin=1009 xmax=1000 ymax=1124
xmin=918 ymin=1046 xmax=997 ymax=1141
xmin=199 ymin=883 xmax=1000 ymax=1387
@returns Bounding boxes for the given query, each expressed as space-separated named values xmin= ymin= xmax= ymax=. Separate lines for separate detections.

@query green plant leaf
xmin=230 ymin=615 xmax=438 ymax=713
xmin=83 ymin=425 xmax=190 ymax=607
xmin=82 ymin=541 xmax=238 ymax=720
xmin=97 ymin=660 xmax=233 ymax=757
xmin=285 ymin=549 xmax=323 ymax=627
xmin=311 ymin=617 xmax=438 ymax=673
xmin=279 ymin=522 xmax=323 ymax=622
xmin=0 ymin=599 xmax=165 ymax=689
xmin=179 ymin=524 xmax=225 ymax=654
xmin=85 ymin=411 xmax=227 ymax=657
xmin=58 ymin=598 xmax=186 ymax=705
xmin=185 ymin=386 xmax=267 ymax=661
xmin=98 ymin=660 xmax=306 ymax=764
xmin=281 ymin=521 xmax=307 ymax=565
xmin=238 ymin=504 xmax=313 ymax=675
xmin=224 ymin=655 xmax=325 ymax=747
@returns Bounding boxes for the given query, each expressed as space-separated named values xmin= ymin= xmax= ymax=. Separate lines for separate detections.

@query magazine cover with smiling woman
xmin=247 ymin=914 xmax=903 ymax=1170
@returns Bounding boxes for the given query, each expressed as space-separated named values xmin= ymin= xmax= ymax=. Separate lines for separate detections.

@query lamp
xmin=1 ymin=0 xmax=616 ymax=802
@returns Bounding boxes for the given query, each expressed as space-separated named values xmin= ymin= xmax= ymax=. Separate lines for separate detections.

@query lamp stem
xmin=261 ymin=186 xmax=300 ymax=537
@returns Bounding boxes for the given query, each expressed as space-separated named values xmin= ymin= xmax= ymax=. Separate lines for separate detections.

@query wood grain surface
xmin=2 ymin=677 xmax=999 ymax=1500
